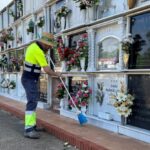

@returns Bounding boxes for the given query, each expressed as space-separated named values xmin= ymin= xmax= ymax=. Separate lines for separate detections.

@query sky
xmin=0 ymin=0 xmax=12 ymax=11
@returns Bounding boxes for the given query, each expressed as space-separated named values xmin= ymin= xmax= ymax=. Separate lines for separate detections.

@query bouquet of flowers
xmin=55 ymin=6 xmax=71 ymax=18
xmin=57 ymin=37 xmax=70 ymax=61
xmin=27 ymin=19 xmax=34 ymax=34
xmin=55 ymin=83 xmax=66 ymax=99
xmin=122 ymin=34 xmax=134 ymax=54
xmin=8 ymin=80 xmax=16 ymax=89
xmin=36 ymin=16 xmax=45 ymax=28
xmin=110 ymin=82 xmax=134 ymax=117
xmin=76 ymin=33 xmax=88 ymax=58
xmin=0 ymin=79 xmax=9 ymax=88
xmin=55 ymin=6 xmax=71 ymax=28
xmin=66 ymin=50 xmax=80 ymax=71
xmin=68 ymin=81 xmax=92 ymax=109
xmin=0 ymin=31 xmax=9 ymax=43
xmin=73 ymin=0 xmax=99 ymax=10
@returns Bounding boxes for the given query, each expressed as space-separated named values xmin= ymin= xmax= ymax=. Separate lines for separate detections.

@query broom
xmin=49 ymin=57 xmax=87 ymax=125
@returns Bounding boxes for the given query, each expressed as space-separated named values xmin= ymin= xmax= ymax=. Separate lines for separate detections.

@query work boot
xmin=34 ymin=126 xmax=45 ymax=132
xmin=24 ymin=130 xmax=40 ymax=139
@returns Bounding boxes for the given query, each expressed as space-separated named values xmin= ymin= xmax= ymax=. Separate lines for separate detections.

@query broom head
xmin=78 ymin=112 xmax=87 ymax=125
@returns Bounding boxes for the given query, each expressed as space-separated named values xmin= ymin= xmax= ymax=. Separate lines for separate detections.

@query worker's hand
xmin=55 ymin=72 xmax=61 ymax=78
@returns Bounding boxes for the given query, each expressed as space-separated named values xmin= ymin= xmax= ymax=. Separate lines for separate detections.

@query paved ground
xmin=0 ymin=110 xmax=77 ymax=150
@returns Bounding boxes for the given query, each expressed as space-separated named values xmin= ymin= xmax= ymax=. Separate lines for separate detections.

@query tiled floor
xmin=0 ymin=96 xmax=150 ymax=150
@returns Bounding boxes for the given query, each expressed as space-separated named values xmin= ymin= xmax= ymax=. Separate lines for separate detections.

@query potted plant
xmin=110 ymin=82 xmax=134 ymax=125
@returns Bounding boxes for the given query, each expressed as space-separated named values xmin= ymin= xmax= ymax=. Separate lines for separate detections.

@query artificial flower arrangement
xmin=8 ymin=80 xmax=16 ymax=89
xmin=57 ymin=37 xmax=70 ymax=61
xmin=66 ymin=50 xmax=80 ymax=71
xmin=76 ymin=33 xmax=88 ymax=59
xmin=55 ymin=82 xmax=66 ymax=99
xmin=0 ymin=31 xmax=8 ymax=43
xmin=68 ymin=81 xmax=92 ymax=109
xmin=0 ymin=79 xmax=16 ymax=89
xmin=27 ymin=19 xmax=34 ymax=34
xmin=9 ymin=9 xmax=16 ymax=19
xmin=122 ymin=34 xmax=134 ymax=54
xmin=0 ymin=79 xmax=9 ymax=88
xmin=0 ymin=54 xmax=8 ymax=71
xmin=36 ymin=16 xmax=45 ymax=28
xmin=73 ymin=0 xmax=99 ymax=10
xmin=17 ymin=0 xmax=23 ymax=12
xmin=7 ymin=28 xmax=14 ymax=41
xmin=110 ymin=82 xmax=134 ymax=117
xmin=9 ymin=57 xmax=20 ymax=72
xmin=55 ymin=6 xmax=71 ymax=28
xmin=55 ymin=33 xmax=89 ymax=71
xmin=96 ymin=82 xmax=104 ymax=105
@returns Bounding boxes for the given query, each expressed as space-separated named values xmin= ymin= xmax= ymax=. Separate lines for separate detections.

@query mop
xmin=49 ymin=57 xmax=87 ymax=125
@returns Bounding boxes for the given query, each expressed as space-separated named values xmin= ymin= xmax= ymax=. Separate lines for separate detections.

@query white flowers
xmin=110 ymin=82 xmax=134 ymax=117
xmin=0 ymin=79 xmax=16 ymax=89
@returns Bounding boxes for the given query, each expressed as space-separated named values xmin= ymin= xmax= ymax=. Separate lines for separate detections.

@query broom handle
xmin=49 ymin=57 xmax=79 ymax=111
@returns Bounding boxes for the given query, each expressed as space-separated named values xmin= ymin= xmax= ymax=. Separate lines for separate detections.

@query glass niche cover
xmin=97 ymin=37 xmax=119 ymax=70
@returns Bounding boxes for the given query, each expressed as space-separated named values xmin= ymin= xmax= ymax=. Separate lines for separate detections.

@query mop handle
xmin=49 ymin=57 xmax=79 ymax=111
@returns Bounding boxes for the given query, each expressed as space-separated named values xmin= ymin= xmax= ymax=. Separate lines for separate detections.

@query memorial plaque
xmin=128 ymin=75 xmax=150 ymax=130
xmin=129 ymin=12 xmax=150 ymax=69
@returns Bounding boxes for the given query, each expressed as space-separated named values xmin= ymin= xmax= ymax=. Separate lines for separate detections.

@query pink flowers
xmin=68 ymin=81 xmax=92 ymax=109
xmin=55 ymin=83 xmax=66 ymax=99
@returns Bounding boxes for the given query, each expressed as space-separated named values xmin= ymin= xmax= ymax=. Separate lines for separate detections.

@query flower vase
xmin=71 ymin=107 xmax=76 ymax=113
xmin=80 ymin=57 xmax=85 ymax=72
xmin=9 ymin=89 xmax=16 ymax=96
xmin=80 ymin=9 xmax=86 ymax=24
xmin=61 ymin=17 xmax=65 ymax=30
xmin=60 ymin=98 xmax=64 ymax=109
xmin=61 ymin=61 xmax=66 ymax=72
xmin=4 ymin=43 xmax=6 ymax=50
xmin=38 ymin=28 xmax=43 ymax=38
xmin=87 ymin=7 xmax=94 ymax=22
xmin=81 ymin=106 xmax=87 ymax=116
xmin=19 ymin=10 xmax=23 ymax=17
xmin=29 ymin=33 xmax=33 ymax=41
xmin=121 ymin=115 xmax=127 ymax=125
xmin=70 ymin=67 xmax=78 ymax=72
xmin=123 ymin=53 xmax=129 ymax=69
xmin=8 ymin=41 xmax=13 ymax=48
xmin=128 ymin=0 xmax=136 ymax=9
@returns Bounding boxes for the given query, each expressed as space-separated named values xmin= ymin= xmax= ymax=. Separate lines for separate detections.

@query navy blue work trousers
xmin=21 ymin=77 xmax=39 ymax=111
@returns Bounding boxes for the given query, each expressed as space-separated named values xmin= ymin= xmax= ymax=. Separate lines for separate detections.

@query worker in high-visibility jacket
xmin=21 ymin=32 xmax=60 ymax=139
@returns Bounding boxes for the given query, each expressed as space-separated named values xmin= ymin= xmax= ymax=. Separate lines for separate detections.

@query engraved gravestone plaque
xmin=128 ymin=75 xmax=150 ymax=130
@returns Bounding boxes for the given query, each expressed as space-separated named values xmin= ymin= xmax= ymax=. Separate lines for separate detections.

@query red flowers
xmin=57 ymin=37 xmax=70 ymax=61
